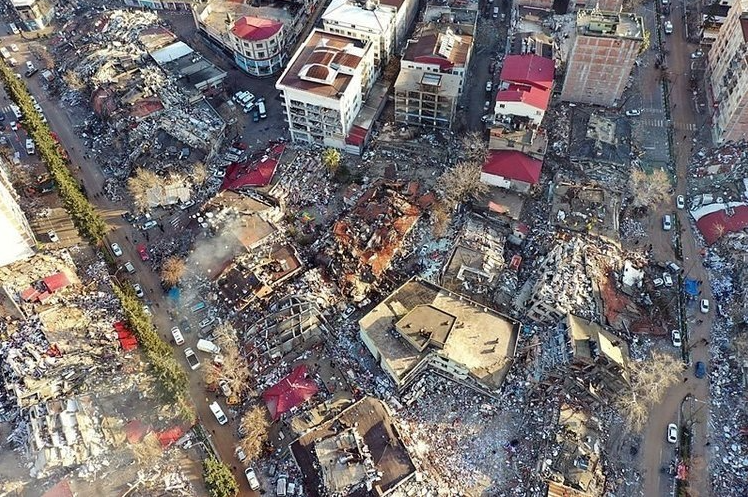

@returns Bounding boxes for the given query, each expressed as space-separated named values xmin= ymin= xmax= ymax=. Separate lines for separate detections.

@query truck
xmin=0 ymin=47 xmax=10 ymax=59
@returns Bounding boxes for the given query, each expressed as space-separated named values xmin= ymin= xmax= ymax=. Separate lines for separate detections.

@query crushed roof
xmin=263 ymin=365 xmax=319 ymax=421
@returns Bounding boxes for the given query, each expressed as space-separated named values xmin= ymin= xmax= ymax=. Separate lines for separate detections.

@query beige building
xmin=0 ymin=159 xmax=35 ymax=267
xmin=561 ymin=10 xmax=645 ymax=107
xmin=394 ymin=69 xmax=460 ymax=130
xmin=359 ymin=277 xmax=520 ymax=397
xmin=706 ymin=0 xmax=748 ymax=143
xmin=11 ymin=0 xmax=53 ymax=31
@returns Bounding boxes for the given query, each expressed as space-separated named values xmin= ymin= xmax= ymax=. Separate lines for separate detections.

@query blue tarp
xmin=167 ymin=287 xmax=180 ymax=302
xmin=684 ymin=278 xmax=699 ymax=297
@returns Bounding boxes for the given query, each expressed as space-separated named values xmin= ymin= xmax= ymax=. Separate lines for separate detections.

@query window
xmin=258 ymin=52 xmax=266 ymax=58
xmin=499 ymin=104 xmax=506 ymax=108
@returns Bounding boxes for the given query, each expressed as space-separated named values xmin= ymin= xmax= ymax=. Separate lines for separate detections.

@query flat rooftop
xmin=395 ymin=67 xmax=461 ymax=96
xmin=277 ymin=29 xmax=370 ymax=98
xmin=359 ymin=278 xmax=519 ymax=390
xmin=322 ymin=0 xmax=395 ymax=33
xmin=576 ymin=10 xmax=645 ymax=40
xmin=291 ymin=397 xmax=416 ymax=497
xmin=197 ymin=0 xmax=295 ymax=32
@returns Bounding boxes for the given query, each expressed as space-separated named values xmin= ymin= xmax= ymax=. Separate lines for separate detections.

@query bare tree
xmin=191 ymin=161 xmax=208 ymax=185
xmin=160 ymin=256 xmax=186 ymax=286
xmin=461 ymin=131 xmax=489 ymax=164
xmin=238 ymin=405 xmax=271 ymax=463
xmin=431 ymin=201 xmax=452 ymax=237
xmin=438 ymin=161 xmax=488 ymax=208
xmin=207 ymin=323 xmax=251 ymax=397
xmin=616 ymin=351 xmax=684 ymax=432
xmin=629 ymin=168 xmax=671 ymax=208
xmin=711 ymin=223 xmax=727 ymax=240
xmin=127 ymin=168 xmax=160 ymax=213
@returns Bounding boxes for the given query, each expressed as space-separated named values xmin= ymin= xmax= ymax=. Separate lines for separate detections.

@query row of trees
xmin=113 ymin=284 xmax=195 ymax=423
xmin=0 ymin=61 xmax=108 ymax=244
xmin=202 ymin=457 xmax=239 ymax=497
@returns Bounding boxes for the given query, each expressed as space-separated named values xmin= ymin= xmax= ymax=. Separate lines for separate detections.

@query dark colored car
xmin=252 ymin=109 xmax=260 ymax=122
xmin=121 ymin=211 xmax=136 ymax=223
xmin=695 ymin=361 xmax=706 ymax=378
xmin=180 ymin=319 xmax=192 ymax=334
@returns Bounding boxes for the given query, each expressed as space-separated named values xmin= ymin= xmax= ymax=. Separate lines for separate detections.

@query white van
xmin=276 ymin=476 xmax=287 ymax=497
xmin=257 ymin=100 xmax=267 ymax=119
xmin=171 ymin=327 xmax=185 ymax=346
xmin=209 ymin=401 xmax=228 ymax=425
xmin=26 ymin=138 xmax=35 ymax=155
xmin=196 ymin=339 xmax=221 ymax=355
xmin=10 ymin=104 xmax=22 ymax=119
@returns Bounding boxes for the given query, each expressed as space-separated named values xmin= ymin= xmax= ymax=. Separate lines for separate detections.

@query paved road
xmin=640 ymin=2 xmax=712 ymax=496
xmin=10 ymin=37 xmax=257 ymax=495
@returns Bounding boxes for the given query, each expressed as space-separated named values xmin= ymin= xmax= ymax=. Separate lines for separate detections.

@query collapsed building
xmin=551 ymin=181 xmax=621 ymax=243
xmin=439 ymin=214 xmax=507 ymax=300
xmin=541 ymin=403 xmax=606 ymax=497
xmin=515 ymin=237 xmax=602 ymax=324
xmin=291 ymin=396 xmax=417 ymax=497
xmin=359 ymin=277 xmax=520 ymax=398
xmin=322 ymin=180 xmax=431 ymax=298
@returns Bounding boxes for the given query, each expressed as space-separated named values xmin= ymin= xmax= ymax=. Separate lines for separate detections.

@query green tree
xmin=203 ymin=457 xmax=238 ymax=497
xmin=321 ymin=147 xmax=341 ymax=174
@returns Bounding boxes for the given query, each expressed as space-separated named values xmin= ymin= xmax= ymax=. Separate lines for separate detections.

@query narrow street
xmin=18 ymin=41 xmax=256 ymax=496
xmin=640 ymin=1 xmax=712 ymax=495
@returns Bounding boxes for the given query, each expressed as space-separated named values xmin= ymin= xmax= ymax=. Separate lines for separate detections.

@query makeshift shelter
xmin=262 ymin=365 xmax=319 ymax=421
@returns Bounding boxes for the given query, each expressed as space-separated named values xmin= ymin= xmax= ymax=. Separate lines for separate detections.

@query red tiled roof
xmin=495 ymin=82 xmax=551 ymax=111
xmin=695 ymin=205 xmax=748 ymax=245
xmin=345 ymin=125 xmax=368 ymax=146
xmin=263 ymin=365 xmax=319 ymax=421
xmin=43 ymin=272 xmax=71 ymax=293
xmin=221 ymin=143 xmax=285 ymax=191
xmin=482 ymin=150 xmax=543 ymax=184
xmin=231 ymin=16 xmax=282 ymax=42
xmin=500 ymin=54 xmax=554 ymax=90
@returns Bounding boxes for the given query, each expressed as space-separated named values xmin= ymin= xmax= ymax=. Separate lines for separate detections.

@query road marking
xmin=170 ymin=216 xmax=181 ymax=228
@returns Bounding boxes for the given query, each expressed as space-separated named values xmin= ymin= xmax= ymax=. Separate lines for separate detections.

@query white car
xmin=142 ymin=304 xmax=152 ymax=316
xmin=671 ymin=329 xmax=682 ymax=347
xmin=485 ymin=81 xmax=492 ymax=92
xmin=625 ymin=109 xmax=641 ymax=117
xmin=10 ymin=121 xmax=17 ymax=131
xmin=219 ymin=379 xmax=232 ymax=397
xmin=667 ymin=423 xmax=678 ymax=443
xmin=690 ymin=50 xmax=703 ymax=59
xmin=47 ymin=230 xmax=59 ymax=242
xmin=199 ymin=316 xmax=216 ymax=328
xmin=700 ymin=299 xmax=710 ymax=314
xmin=245 ymin=468 xmax=261 ymax=491
xmin=171 ymin=327 xmax=185 ymax=346
xmin=9 ymin=44 xmax=18 ymax=52
xmin=663 ymin=273 xmax=673 ymax=287
xmin=676 ymin=195 xmax=685 ymax=209
xmin=142 ymin=220 xmax=158 ymax=230
xmin=342 ymin=306 xmax=355 ymax=319
xmin=111 ymin=242 xmax=123 ymax=257
xmin=132 ymin=283 xmax=144 ymax=298
xmin=213 ymin=169 xmax=226 ymax=178
xmin=235 ymin=446 xmax=246 ymax=462
xmin=184 ymin=347 xmax=201 ymax=370
xmin=662 ymin=214 xmax=673 ymax=231
xmin=664 ymin=20 xmax=673 ymax=34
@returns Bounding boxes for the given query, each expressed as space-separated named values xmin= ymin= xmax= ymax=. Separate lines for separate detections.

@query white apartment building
xmin=0 ymin=160 xmax=35 ymax=267
xmin=322 ymin=0 xmax=396 ymax=69
xmin=276 ymin=30 xmax=375 ymax=149
xmin=706 ymin=0 xmax=748 ymax=143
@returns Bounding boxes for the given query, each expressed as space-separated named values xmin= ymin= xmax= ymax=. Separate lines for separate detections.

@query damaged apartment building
xmin=320 ymin=179 xmax=433 ymax=298
xmin=535 ymin=314 xmax=630 ymax=404
xmin=55 ymin=11 xmax=227 ymax=169
xmin=541 ymin=403 xmax=606 ymax=497
xmin=394 ymin=0 xmax=478 ymax=130
xmin=358 ymin=277 xmax=520 ymax=398
xmin=515 ymin=237 xmax=603 ymax=324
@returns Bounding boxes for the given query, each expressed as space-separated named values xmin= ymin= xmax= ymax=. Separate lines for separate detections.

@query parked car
xmin=235 ymin=445 xmax=246 ymax=462
xmin=485 ymin=81 xmax=492 ymax=92
xmin=47 ymin=230 xmax=59 ymax=242
xmin=695 ymin=361 xmax=706 ymax=378
xmin=213 ymin=169 xmax=226 ymax=178
xmin=142 ymin=220 xmax=158 ymax=230
xmin=10 ymin=121 xmax=17 ymax=131
xmin=220 ymin=379 xmax=232 ymax=398
xmin=690 ymin=50 xmax=703 ymax=59
xmin=121 ymin=211 xmax=136 ymax=223
xmin=483 ymin=100 xmax=491 ymax=111
xmin=124 ymin=261 xmax=136 ymax=274
xmin=666 ymin=261 xmax=681 ymax=273
xmin=9 ymin=44 xmax=18 ymax=52
xmin=342 ymin=306 xmax=356 ymax=319
xmin=671 ymin=329 xmax=682 ymax=347
xmin=653 ymin=277 xmax=664 ymax=288
xmin=209 ymin=401 xmax=228 ymax=425
xmin=142 ymin=304 xmax=152 ymax=316
xmin=179 ymin=200 xmax=195 ymax=211
xmin=662 ymin=214 xmax=673 ymax=231
xmin=184 ymin=347 xmax=201 ymax=370
xmin=625 ymin=109 xmax=641 ymax=117
xmin=700 ymin=298 xmax=710 ymax=313
xmin=137 ymin=244 xmax=149 ymax=261
xmin=664 ymin=20 xmax=673 ymax=34
xmin=171 ymin=327 xmax=185 ymax=346
xmin=111 ymin=242 xmax=122 ymax=257
xmin=132 ymin=283 xmax=144 ymax=298
xmin=676 ymin=195 xmax=685 ymax=209
xmin=667 ymin=423 xmax=678 ymax=443
xmin=199 ymin=316 xmax=216 ymax=329
xmin=245 ymin=468 xmax=261 ymax=491
xmin=663 ymin=273 xmax=673 ymax=287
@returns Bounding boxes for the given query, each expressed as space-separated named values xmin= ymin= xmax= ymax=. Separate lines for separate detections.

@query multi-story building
xmin=561 ymin=10 xmax=645 ymax=107
xmin=706 ymin=0 xmax=748 ymax=143
xmin=322 ymin=0 xmax=395 ymax=70
xmin=394 ymin=8 xmax=477 ymax=129
xmin=701 ymin=0 xmax=735 ymax=46
xmin=0 ymin=159 xmax=35 ymax=267
xmin=230 ymin=16 xmax=285 ymax=76
xmin=276 ymin=29 xmax=374 ymax=148
xmin=494 ymin=54 xmax=554 ymax=127
xmin=11 ymin=0 xmax=54 ymax=31
xmin=194 ymin=0 xmax=312 ymax=77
